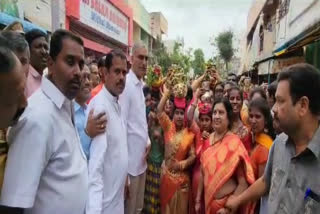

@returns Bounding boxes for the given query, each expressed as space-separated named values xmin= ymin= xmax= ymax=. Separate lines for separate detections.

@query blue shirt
xmin=74 ymin=101 xmax=91 ymax=159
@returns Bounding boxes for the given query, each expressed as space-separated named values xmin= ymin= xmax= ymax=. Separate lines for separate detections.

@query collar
xmin=129 ymin=69 xmax=143 ymax=86
xmin=286 ymin=125 xmax=320 ymax=159
xmin=73 ymin=101 xmax=87 ymax=112
xmin=29 ymin=65 xmax=41 ymax=79
xmin=307 ymin=124 xmax=320 ymax=159
xmin=102 ymin=85 xmax=118 ymax=103
xmin=41 ymin=76 xmax=69 ymax=109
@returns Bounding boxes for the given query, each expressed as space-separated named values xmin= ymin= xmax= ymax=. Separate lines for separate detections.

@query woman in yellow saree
xmin=248 ymin=97 xmax=274 ymax=214
xmin=248 ymin=97 xmax=274 ymax=179
xmin=196 ymin=98 xmax=255 ymax=214
xmin=157 ymin=87 xmax=196 ymax=214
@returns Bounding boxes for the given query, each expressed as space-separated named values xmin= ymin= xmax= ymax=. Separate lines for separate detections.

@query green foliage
xmin=152 ymin=40 xmax=191 ymax=75
xmin=215 ymin=30 xmax=235 ymax=70
xmin=151 ymin=39 xmax=172 ymax=75
xmin=192 ymin=48 xmax=206 ymax=77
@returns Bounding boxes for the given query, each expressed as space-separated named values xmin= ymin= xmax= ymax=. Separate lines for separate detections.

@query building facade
xmin=65 ymin=0 xmax=133 ymax=58
xmin=240 ymin=0 xmax=320 ymax=83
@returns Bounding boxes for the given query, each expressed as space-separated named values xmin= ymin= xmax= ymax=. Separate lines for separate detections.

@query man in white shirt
xmin=86 ymin=50 xmax=129 ymax=214
xmin=120 ymin=42 xmax=150 ymax=214
xmin=0 ymin=29 xmax=88 ymax=214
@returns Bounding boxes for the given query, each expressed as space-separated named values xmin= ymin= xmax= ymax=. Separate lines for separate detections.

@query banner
xmin=80 ymin=0 xmax=129 ymax=45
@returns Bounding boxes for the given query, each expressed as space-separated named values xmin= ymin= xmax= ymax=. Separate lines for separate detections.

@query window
xmin=259 ymin=26 xmax=264 ymax=52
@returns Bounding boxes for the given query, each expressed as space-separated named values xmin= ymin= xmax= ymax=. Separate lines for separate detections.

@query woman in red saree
xmin=196 ymin=98 xmax=255 ymax=214
xmin=187 ymin=88 xmax=213 ymax=214
xmin=157 ymin=87 xmax=196 ymax=214
xmin=228 ymin=87 xmax=252 ymax=152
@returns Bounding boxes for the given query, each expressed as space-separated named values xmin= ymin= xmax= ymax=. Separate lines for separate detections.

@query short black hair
xmin=50 ymin=29 xmax=83 ymax=61
xmin=224 ymin=81 xmax=237 ymax=88
xmin=277 ymin=63 xmax=320 ymax=115
xmin=151 ymin=89 xmax=160 ymax=101
xmin=0 ymin=36 xmax=17 ymax=74
xmin=214 ymin=82 xmax=225 ymax=91
xmin=249 ymin=97 xmax=275 ymax=139
xmin=0 ymin=48 xmax=17 ymax=74
xmin=143 ymin=86 xmax=151 ymax=97
xmin=1 ymin=31 xmax=29 ymax=53
xmin=213 ymin=97 xmax=233 ymax=129
xmin=186 ymin=85 xmax=193 ymax=101
xmin=250 ymin=86 xmax=267 ymax=100
xmin=25 ymin=29 xmax=48 ymax=47
xmin=105 ymin=49 xmax=127 ymax=70
xmin=267 ymin=81 xmax=278 ymax=99
xmin=97 ymin=56 xmax=106 ymax=68
xmin=228 ymin=86 xmax=243 ymax=101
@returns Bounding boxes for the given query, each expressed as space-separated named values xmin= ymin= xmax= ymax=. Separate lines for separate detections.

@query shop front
xmin=0 ymin=0 xmax=46 ymax=33
xmin=65 ymin=0 xmax=133 ymax=60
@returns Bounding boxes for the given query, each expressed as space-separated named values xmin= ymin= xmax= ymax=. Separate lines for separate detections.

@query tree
xmin=214 ymin=30 xmax=235 ymax=71
xmin=192 ymin=48 xmax=206 ymax=77
xmin=151 ymin=40 xmax=192 ymax=75
xmin=151 ymin=39 xmax=172 ymax=75
xmin=170 ymin=41 xmax=191 ymax=74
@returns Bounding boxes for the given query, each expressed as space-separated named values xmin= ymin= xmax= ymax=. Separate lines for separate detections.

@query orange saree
xmin=190 ymin=122 xmax=211 ymax=214
xmin=158 ymin=112 xmax=195 ymax=214
xmin=200 ymin=134 xmax=255 ymax=214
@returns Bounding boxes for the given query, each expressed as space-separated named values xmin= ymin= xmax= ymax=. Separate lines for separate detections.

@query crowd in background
xmin=0 ymin=21 xmax=319 ymax=214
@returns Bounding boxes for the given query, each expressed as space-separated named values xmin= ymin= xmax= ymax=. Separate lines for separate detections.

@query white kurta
xmin=119 ymin=70 xmax=149 ymax=176
xmin=0 ymin=77 xmax=88 ymax=214
xmin=86 ymin=86 xmax=128 ymax=214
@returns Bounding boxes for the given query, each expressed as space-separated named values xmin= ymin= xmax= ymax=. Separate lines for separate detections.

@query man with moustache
xmin=0 ymin=29 xmax=88 ymax=214
xmin=86 ymin=50 xmax=129 ymax=213
xmin=121 ymin=42 xmax=150 ymax=214
xmin=225 ymin=63 xmax=320 ymax=214
xmin=89 ymin=62 xmax=100 ymax=88
xmin=88 ymin=56 xmax=106 ymax=102
xmin=24 ymin=29 xmax=49 ymax=97
xmin=74 ymin=64 xmax=107 ymax=160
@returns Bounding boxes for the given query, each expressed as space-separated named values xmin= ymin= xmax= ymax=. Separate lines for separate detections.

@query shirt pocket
xmin=269 ymin=168 xmax=285 ymax=202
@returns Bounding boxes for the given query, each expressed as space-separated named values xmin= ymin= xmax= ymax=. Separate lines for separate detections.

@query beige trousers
xmin=125 ymin=172 xmax=146 ymax=214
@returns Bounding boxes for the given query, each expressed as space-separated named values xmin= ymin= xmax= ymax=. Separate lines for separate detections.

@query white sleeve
xmin=86 ymin=105 xmax=108 ymax=214
xmin=0 ymin=113 xmax=51 ymax=208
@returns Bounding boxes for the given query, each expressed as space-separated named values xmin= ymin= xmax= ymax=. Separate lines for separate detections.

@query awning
xmin=0 ymin=12 xmax=46 ymax=33
xmin=274 ymin=23 xmax=320 ymax=56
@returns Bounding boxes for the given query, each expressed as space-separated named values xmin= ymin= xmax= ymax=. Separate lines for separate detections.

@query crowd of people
xmin=0 ymin=23 xmax=320 ymax=214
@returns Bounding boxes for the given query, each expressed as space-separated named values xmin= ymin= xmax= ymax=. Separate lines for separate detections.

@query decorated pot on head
xmin=146 ymin=65 xmax=163 ymax=89
xmin=204 ymin=61 xmax=219 ymax=88
xmin=165 ymin=64 xmax=188 ymax=99
xmin=172 ymin=83 xmax=188 ymax=98
xmin=165 ymin=64 xmax=187 ymax=88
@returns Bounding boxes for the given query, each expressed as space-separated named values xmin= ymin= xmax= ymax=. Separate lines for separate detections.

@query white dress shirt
xmin=119 ymin=70 xmax=149 ymax=176
xmin=0 ymin=77 xmax=88 ymax=214
xmin=86 ymin=86 xmax=128 ymax=214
